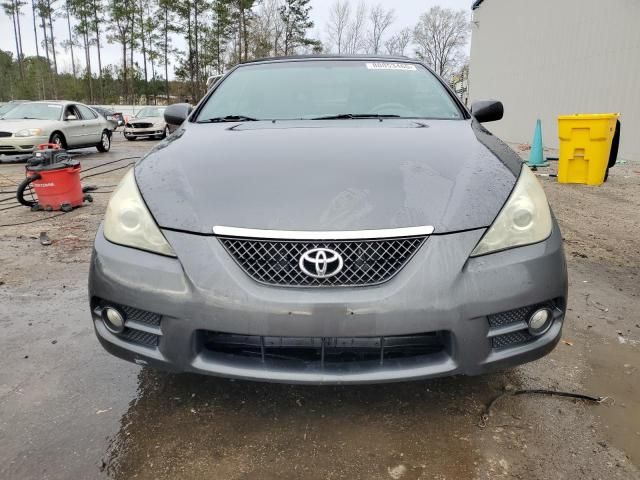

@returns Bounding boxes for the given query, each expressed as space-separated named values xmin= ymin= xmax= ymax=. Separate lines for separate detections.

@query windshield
xmin=2 ymin=103 xmax=62 ymax=121
xmin=197 ymin=60 xmax=463 ymax=121
xmin=136 ymin=107 xmax=166 ymax=118
xmin=0 ymin=104 xmax=18 ymax=118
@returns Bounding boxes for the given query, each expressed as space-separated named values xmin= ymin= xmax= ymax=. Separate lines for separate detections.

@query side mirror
xmin=164 ymin=103 xmax=193 ymax=126
xmin=65 ymin=114 xmax=78 ymax=121
xmin=470 ymin=100 xmax=504 ymax=123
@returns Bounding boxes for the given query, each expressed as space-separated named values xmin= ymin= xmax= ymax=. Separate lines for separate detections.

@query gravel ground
xmin=0 ymin=136 xmax=638 ymax=479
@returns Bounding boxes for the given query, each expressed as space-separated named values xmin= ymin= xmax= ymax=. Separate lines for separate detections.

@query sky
xmin=0 ymin=0 xmax=473 ymax=77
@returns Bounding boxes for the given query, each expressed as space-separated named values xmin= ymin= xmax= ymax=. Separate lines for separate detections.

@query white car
xmin=0 ymin=101 xmax=112 ymax=154
xmin=123 ymin=107 xmax=168 ymax=141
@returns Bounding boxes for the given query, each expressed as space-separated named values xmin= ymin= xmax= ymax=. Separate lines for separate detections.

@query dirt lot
xmin=0 ymin=136 xmax=638 ymax=479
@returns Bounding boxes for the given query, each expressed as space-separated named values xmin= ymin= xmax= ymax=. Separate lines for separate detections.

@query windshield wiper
xmin=311 ymin=113 xmax=401 ymax=120
xmin=199 ymin=115 xmax=259 ymax=123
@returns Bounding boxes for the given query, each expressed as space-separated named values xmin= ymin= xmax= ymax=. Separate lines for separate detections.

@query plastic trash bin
xmin=557 ymin=113 xmax=620 ymax=185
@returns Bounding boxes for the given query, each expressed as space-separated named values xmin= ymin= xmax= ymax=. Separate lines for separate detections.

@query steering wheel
xmin=367 ymin=102 xmax=415 ymax=117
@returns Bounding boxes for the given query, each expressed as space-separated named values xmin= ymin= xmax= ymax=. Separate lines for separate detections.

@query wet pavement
xmin=0 ymin=137 xmax=638 ymax=479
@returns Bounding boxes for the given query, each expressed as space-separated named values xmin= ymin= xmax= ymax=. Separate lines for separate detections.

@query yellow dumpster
xmin=558 ymin=113 xmax=619 ymax=185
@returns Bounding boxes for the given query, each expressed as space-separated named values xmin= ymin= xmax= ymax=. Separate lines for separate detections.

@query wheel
xmin=49 ymin=132 xmax=66 ymax=149
xmin=97 ymin=130 xmax=111 ymax=152
xmin=125 ymin=135 xmax=135 ymax=141
xmin=159 ymin=125 xmax=169 ymax=139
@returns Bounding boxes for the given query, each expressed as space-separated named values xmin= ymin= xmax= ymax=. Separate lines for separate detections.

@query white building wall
xmin=469 ymin=0 xmax=640 ymax=161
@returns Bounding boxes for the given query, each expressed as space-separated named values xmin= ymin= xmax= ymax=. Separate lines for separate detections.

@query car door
xmin=76 ymin=104 xmax=102 ymax=144
xmin=61 ymin=104 xmax=85 ymax=147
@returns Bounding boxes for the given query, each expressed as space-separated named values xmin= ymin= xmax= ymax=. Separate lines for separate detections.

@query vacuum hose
xmin=16 ymin=174 xmax=41 ymax=207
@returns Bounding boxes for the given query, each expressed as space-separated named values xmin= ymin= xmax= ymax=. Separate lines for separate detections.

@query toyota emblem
xmin=299 ymin=248 xmax=344 ymax=279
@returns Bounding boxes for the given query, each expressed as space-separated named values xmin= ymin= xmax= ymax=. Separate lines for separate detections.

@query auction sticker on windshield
xmin=366 ymin=63 xmax=417 ymax=71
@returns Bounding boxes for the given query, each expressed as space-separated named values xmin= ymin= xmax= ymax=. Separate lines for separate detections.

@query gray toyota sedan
xmin=89 ymin=56 xmax=567 ymax=384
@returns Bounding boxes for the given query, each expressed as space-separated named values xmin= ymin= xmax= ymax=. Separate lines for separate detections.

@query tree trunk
xmin=14 ymin=0 xmax=24 ymax=60
xmin=129 ymin=17 xmax=135 ymax=105
xmin=46 ymin=0 xmax=58 ymax=75
xmin=164 ymin=4 xmax=169 ymax=102
xmin=10 ymin=4 xmax=24 ymax=80
xmin=65 ymin=0 xmax=76 ymax=78
xmin=31 ymin=0 xmax=45 ymax=98
xmin=82 ymin=13 xmax=93 ymax=103
xmin=241 ymin=6 xmax=248 ymax=61
xmin=186 ymin=4 xmax=194 ymax=100
xmin=92 ymin=0 xmax=104 ymax=102
xmin=138 ymin=0 xmax=148 ymax=103
xmin=194 ymin=0 xmax=199 ymax=97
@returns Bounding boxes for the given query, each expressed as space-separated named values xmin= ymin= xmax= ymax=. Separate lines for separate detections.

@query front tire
xmin=124 ymin=134 xmax=135 ymax=141
xmin=97 ymin=130 xmax=111 ymax=152
xmin=50 ymin=132 xmax=66 ymax=149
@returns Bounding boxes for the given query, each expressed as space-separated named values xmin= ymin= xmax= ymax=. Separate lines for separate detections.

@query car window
xmin=197 ymin=60 xmax=463 ymax=121
xmin=3 ymin=103 xmax=62 ymax=121
xmin=136 ymin=107 xmax=166 ymax=118
xmin=64 ymin=105 xmax=82 ymax=121
xmin=77 ymin=105 xmax=98 ymax=120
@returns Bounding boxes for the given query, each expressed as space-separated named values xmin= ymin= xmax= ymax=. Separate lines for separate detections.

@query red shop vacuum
xmin=16 ymin=144 xmax=92 ymax=211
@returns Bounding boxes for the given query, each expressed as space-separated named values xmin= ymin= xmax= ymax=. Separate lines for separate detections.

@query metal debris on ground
xmin=478 ymin=388 xmax=606 ymax=428
xmin=39 ymin=232 xmax=52 ymax=246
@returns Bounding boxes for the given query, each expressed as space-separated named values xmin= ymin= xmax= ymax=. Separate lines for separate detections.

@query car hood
xmin=0 ymin=119 xmax=59 ymax=133
xmin=131 ymin=116 xmax=164 ymax=124
xmin=136 ymin=119 xmax=521 ymax=235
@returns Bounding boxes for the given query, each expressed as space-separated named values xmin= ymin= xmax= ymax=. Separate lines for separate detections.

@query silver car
xmin=123 ymin=107 xmax=168 ymax=140
xmin=89 ymin=56 xmax=567 ymax=384
xmin=0 ymin=101 xmax=112 ymax=153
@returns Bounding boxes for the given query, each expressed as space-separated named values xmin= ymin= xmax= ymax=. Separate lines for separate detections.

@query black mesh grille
xmin=131 ymin=122 xmax=153 ymax=128
xmin=119 ymin=304 xmax=162 ymax=327
xmin=219 ymin=236 xmax=426 ymax=287
xmin=0 ymin=132 xmax=12 ymax=138
xmin=203 ymin=331 xmax=447 ymax=366
xmin=120 ymin=328 xmax=160 ymax=347
xmin=492 ymin=330 xmax=533 ymax=349
xmin=488 ymin=302 xmax=555 ymax=328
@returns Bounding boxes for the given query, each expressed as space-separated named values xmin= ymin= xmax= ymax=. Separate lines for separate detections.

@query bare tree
xmin=326 ymin=0 xmax=349 ymax=54
xmin=384 ymin=26 xmax=411 ymax=56
xmin=413 ymin=6 xmax=469 ymax=80
xmin=367 ymin=3 xmax=393 ymax=54
xmin=344 ymin=0 xmax=366 ymax=54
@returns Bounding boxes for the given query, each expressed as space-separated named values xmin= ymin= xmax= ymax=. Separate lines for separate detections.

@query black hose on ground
xmin=16 ymin=174 xmax=40 ymax=207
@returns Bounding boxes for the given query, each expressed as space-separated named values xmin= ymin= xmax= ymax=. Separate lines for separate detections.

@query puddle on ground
xmin=103 ymin=369 xmax=517 ymax=479
xmin=585 ymin=340 xmax=640 ymax=464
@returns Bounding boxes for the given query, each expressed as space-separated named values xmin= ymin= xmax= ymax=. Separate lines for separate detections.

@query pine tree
xmin=279 ymin=0 xmax=315 ymax=56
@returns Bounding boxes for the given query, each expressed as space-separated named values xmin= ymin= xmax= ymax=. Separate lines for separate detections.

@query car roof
xmin=242 ymin=54 xmax=414 ymax=65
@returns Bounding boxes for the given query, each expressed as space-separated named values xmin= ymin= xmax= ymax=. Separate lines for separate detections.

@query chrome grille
xmin=219 ymin=236 xmax=427 ymax=287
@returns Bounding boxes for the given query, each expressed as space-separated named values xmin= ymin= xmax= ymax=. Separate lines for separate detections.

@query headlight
xmin=471 ymin=165 xmax=552 ymax=256
xmin=103 ymin=169 xmax=176 ymax=257
xmin=15 ymin=128 xmax=43 ymax=137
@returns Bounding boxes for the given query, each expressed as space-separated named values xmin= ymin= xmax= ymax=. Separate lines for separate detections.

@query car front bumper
xmin=0 ymin=135 xmax=50 ymax=153
xmin=89 ymin=223 xmax=568 ymax=384
xmin=123 ymin=127 xmax=164 ymax=137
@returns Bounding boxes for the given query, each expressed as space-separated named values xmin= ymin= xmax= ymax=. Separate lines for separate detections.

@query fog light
xmin=528 ymin=308 xmax=552 ymax=336
xmin=102 ymin=307 xmax=125 ymax=334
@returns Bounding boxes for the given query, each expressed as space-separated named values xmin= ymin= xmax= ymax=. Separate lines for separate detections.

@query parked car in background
xmin=0 ymin=101 xmax=112 ymax=153
xmin=123 ymin=106 xmax=168 ymax=140
xmin=90 ymin=106 xmax=124 ymax=130
xmin=0 ymin=100 xmax=29 ymax=119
